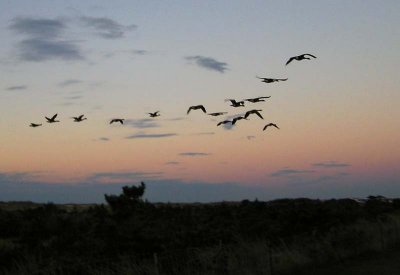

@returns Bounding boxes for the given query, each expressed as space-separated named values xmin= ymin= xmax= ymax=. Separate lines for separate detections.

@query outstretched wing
xmin=187 ymin=106 xmax=193 ymax=114
xmin=255 ymin=111 xmax=264 ymax=119
xmin=304 ymin=54 xmax=316 ymax=58
xmin=256 ymin=76 xmax=266 ymax=80
xmin=278 ymin=78 xmax=288 ymax=81
xmin=51 ymin=114 xmax=58 ymax=120
xmin=78 ymin=115 xmax=84 ymax=120
xmin=199 ymin=105 xmax=207 ymax=113
xmin=285 ymin=57 xmax=295 ymax=66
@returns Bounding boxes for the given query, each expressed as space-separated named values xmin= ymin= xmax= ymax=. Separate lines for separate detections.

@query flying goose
xmin=45 ymin=114 xmax=59 ymax=123
xmin=256 ymin=76 xmax=288 ymax=83
xmin=263 ymin=123 xmax=279 ymax=131
xmin=148 ymin=111 xmax=160 ymax=117
xmin=208 ymin=112 xmax=227 ymax=117
xmin=110 ymin=119 xmax=124 ymax=124
xmin=29 ymin=123 xmax=42 ymax=127
xmin=72 ymin=115 xmax=87 ymax=122
xmin=244 ymin=96 xmax=271 ymax=103
xmin=187 ymin=105 xmax=206 ymax=114
xmin=244 ymin=109 xmax=263 ymax=120
xmin=226 ymin=99 xmax=245 ymax=107
xmin=217 ymin=120 xmax=232 ymax=126
xmin=232 ymin=116 xmax=248 ymax=125
xmin=285 ymin=54 xmax=316 ymax=65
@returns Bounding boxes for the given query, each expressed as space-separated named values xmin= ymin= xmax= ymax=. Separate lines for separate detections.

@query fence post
xmin=153 ymin=252 xmax=160 ymax=275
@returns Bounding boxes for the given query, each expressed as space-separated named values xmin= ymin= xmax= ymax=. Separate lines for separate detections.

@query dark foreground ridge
xmin=1 ymin=183 xmax=400 ymax=274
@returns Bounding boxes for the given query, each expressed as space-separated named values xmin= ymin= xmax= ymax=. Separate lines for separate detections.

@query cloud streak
xmin=126 ymin=133 xmax=177 ymax=139
xmin=58 ymin=79 xmax=83 ymax=87
xmin=185 ymin=55 xmax=228 ymax=73
xmin=87 ymin=171 xmax=163 ymax=183
xmin=17 ymin=38 xmax=83 ymax=62
xmin=124 ymin=118 xmax=161 ymax=129
xmin=312 ymin=161 xmax=351 ymax=168
xmin=179 ymin=152 xmax=210 ymax=157
xmin=270 ymin=168 xmax=315 ymax=177
xmin=80 ymin=16 xmax=137 ymax=39
xmin=165 ymin=161 xmax=180 ymax=165
xmin=9 ymin=17 xmax=84 ymax=62
xmin=5 ymin=85 xmax=27 ymax=91
xmin=10 ymin=17 xmax=66 ymax=38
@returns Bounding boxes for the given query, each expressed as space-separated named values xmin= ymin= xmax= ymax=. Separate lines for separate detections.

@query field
xmin=1 ymin=184 xmax=400 ymax=274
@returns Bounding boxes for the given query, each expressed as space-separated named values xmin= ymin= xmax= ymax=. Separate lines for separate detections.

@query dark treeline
xmin=1 ymin=183 xmax=400 ymax=274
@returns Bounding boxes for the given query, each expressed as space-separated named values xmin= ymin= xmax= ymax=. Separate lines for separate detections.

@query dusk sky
xmin=1 ymin=1 xmax=399 ymax=203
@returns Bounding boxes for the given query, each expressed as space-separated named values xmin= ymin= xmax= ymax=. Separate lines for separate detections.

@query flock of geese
xmin=29 ymin=54 xmax=316 ymax=133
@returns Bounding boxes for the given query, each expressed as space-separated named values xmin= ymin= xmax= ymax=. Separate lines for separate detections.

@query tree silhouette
xmin=104 ymin=182 xmax=146 ymax=212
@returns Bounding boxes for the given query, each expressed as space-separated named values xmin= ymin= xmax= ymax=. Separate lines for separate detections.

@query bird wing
xmin=285 ymin=57 xmax=295 ymax=65
xmin=255 ymin=111 xmax=264 ymax=119
xmin=51 ymin=114 xmax=58 ymax=120
xmin=78 ymin=115 xmax=84 ymax=120
xmin=256 ymin=76 xmax=266 ymax=80
xmin=244 ymin=112 xmax=250 ymax=119
xmin=272 ymin=123 xmax=279 ymax=129
xmin=45 ymin=117 xmax=51 ymax=121
xmin=305 ymin=54 xmax=316 ymax=58
xmin=110 ymin=119 xmax=115 ymax=124
xmin=199 ymin=105 xmax=207 ymax=113
xmin=187 ymin=107 xmax=193 ymax=114
xmin=279 ymin=78 xmax=288 ymax=81
xmin=259 ymin=96 xmax=271 ymax=99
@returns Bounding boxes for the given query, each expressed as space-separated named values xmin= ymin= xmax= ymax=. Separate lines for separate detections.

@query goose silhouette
xmin=244 ymin=109 xmax=263 ymax=120
xmin=263 ymin=123 xmax=279 ymax=131
xmin=110 ymin=119 xmax=124 ymax=124
xmin=217 ymin=120 xmax=232 ymax=126
xmin=226 ymin=99 xmax=245 ymax=107
xmin=29 ymin=123 xmax=42 ymax=127
xmin=286 ymin=54 xmax=316 ymax=65
xmin=187 ymin=105 xmax=206 ymax=114
xmin=256 ymin=76 xmax=288 ymax=83
xmin=72 ymin=115 xmax=87 ymax=122
xmin=45 ymin=114 xmax=59 ymax=123
xmin=245 ymin=96 xmax=271 ymax=103
xmin=208 ymin=112 xmax=227 ymax=117
xmin=148 ymin=111 xmax=160 ymax=117
xmin=232 ymin=116 xmax=248 ymax=125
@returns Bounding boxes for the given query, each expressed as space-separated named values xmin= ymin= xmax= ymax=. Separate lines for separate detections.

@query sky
xmin=1 ymin=0 xmax=399 ymax=203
